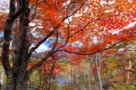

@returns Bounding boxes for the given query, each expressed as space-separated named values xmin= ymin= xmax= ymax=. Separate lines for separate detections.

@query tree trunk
xmin=94 ymin=53 xmax=103 ymax=90
xmin=5 ymin=72 xmax=28 ymax=90
xmin=2 ymin=0 xmax=30 ymax=90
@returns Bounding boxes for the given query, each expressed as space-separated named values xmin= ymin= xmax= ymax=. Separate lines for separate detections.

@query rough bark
xmin=2 ymin=0 xmax=29 ymax=90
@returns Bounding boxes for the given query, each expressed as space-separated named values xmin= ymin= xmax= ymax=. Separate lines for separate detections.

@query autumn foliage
xmin=0 ymin=0 xmax=136 ymax=90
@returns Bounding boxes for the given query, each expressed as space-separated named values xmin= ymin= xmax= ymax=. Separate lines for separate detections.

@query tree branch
xmin=57 ymin=40 xmax=125 ymax=55
xmin=1 ymin=0 xmax=20 ymax=76
xmin=56 ymin=15 xmax=102 ymax=51
xmin=28 ymin=24 xmax=60 ymax=58
xmin=28 ymin=32 xmax=59 ymax=74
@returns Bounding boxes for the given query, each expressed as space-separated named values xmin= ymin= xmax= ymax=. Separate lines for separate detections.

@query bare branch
xmin=28 ymin=32 xmax=59 ymax=74
xmin=28 ymin=23 xmax=60 ymax=57
xmin=49 ymin=56 xmax=56 ymax=78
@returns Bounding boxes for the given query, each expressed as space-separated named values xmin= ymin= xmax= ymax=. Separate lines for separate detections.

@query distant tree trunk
xmin=127 ymin=58 xmax=132 ymax=83
xmin=73 ymin=66 xmax=77 ymax=87
xmin=88 ymin=58 xmax=92 ymax=90
xmin=70 ymin=65 xmax=73 ymax=86
xmin=94 ymin=53 xmax=103 ymax=90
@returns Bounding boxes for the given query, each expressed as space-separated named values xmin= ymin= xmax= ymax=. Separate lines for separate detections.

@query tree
xmin=0 ymin=0 xmax=136 ymax=90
